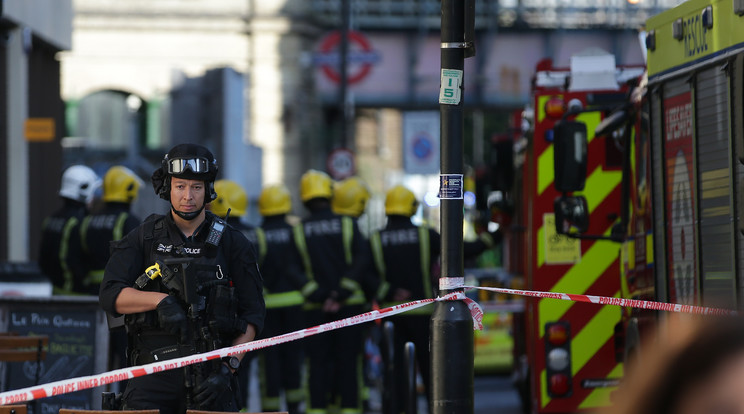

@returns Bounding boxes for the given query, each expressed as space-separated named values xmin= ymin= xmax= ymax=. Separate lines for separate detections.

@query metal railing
xmin=310 ymin=0 xmax=685 ymax=30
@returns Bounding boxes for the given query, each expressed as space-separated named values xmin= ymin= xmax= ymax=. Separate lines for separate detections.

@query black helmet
xmin=152 ymin=143 xmax=219 ymax=201
xmin=152 ymin=144 xmax=219 ymax=221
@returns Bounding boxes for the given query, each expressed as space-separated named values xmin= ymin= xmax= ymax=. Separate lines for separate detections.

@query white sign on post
xmin=439 ymin=69 xmax=463 ymax=105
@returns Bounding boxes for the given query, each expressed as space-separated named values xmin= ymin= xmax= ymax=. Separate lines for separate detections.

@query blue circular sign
xmin=412 ymin=133 xmax=433 ymax=160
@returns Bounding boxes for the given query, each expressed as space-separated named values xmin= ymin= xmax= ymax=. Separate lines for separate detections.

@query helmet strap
xmin=171 ymin=203 xmax=205 ymax=221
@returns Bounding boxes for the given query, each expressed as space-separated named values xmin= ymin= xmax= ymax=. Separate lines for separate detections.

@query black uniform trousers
xmin=122 ymin=365 xmax=239 ymax=414
xmin=305 ymin=304 xmax=365 ymax=412
xmin=258 ymin=304 xmax=305 ymax=410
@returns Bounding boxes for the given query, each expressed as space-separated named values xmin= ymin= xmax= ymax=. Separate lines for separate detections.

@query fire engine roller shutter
xmin=695 ymin=64 xmax=737 ymax=309
xmin=735 ymin=55 xmax=744 ymax=304
xmin=650 ymin=83 xmax=668 ymax=304
xmin=729 ymin=54 xmax=744 ymax=308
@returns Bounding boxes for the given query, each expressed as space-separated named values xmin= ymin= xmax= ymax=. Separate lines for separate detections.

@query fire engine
xmin=517 ymin=0 xmax=744 ymax=412
xmin=510 ymin=49 xmax=645 ymax=413
xmin=643 ymin=0 xmax=744 ymax=313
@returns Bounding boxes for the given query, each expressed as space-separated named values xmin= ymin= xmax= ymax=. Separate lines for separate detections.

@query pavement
xmin=245 ymin=360 xmax=523 ymax=414
xmin=474 ymin=375 xmax=523 ymax=414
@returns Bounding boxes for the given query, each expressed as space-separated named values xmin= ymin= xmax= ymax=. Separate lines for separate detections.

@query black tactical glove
xmin=156 ymin=295 xmax=187 ymax=342
xmin=193 ymin=363 xmax=232 ymax=408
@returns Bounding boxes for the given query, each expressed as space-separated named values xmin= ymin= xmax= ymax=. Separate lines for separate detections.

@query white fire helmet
xmin=59 ymin=165 xmax=101 ymax=204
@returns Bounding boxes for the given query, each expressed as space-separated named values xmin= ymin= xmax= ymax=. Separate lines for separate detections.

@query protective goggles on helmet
xmin=165 ymin=157 xmax=211 ymax=175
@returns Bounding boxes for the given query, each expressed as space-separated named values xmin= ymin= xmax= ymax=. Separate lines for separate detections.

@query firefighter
xmin=39 ymin=164 xmax=101 ymax=295
xmin=98 ymin=143 xmax=265 ymax=414
xmin=331 ymin=176 xmax=378 ymax=298
xmin=369 ymin=184 xmax=501 ymax=412
xmin=294 ymin=169 xmax=369 ymax=414
xmin=210 ymin=178 xmax=258 ymax=410
xmin=211 ymin=179 xmax=258 ymax=245
xmin=255 ymin=184 xmax=309 ymax=414
xmin=81 ymin=165 xmax=144 ymax=294
xmin=331 ymin=176 xmax=379 ymax=411
xmin=331 ymin=176 xmax=371 ymax=219
xmin=80 ymin=165 xmax=143 ymax=390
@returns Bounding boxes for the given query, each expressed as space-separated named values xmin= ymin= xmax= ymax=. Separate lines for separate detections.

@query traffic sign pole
xmin=431 ymin=0 xmax=475 ymax=413
xmin=339 ymin=0 xmax=352 ymax=149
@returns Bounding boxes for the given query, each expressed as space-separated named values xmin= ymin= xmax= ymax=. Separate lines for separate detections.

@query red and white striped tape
xmin=461 ymin=285 xmax=737 ymax=316
xmin=0 ymin=291 xmax=481 ymax=406
xmin=1 ymin=282 xmax=735 ymax=405
xmin=437 ymin=277 xmax=736 ymax=316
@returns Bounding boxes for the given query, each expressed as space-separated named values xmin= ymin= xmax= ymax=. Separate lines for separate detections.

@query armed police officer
xmin=99 ymin=144 xmax=265 ymax=414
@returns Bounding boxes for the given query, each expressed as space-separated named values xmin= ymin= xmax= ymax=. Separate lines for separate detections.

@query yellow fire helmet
xmin=212 ymin=179 xmax=248 ymax=218
xmin=103 ymin=165 xmax=143 ymax=203
xmin=332 ymin=176 xmax=371 ymax=218
xmin=258 ymin=184 xmax=292 ymax=216
xmin=385 ymin=184 xmax=419 ymax=217
xmin=300 ymin=169 xmax=333 ymax=202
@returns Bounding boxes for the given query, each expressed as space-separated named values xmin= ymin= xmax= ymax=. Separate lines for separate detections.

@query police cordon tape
xmin=0 ymin=291 xmax=480 ymax=406
xmin=438 ymin=276 xmax=736 ymax=316
xmin=461 ymin=285 xmax=737 ymax=316
xmin=1 ymin=282 xmax=736 ymax=405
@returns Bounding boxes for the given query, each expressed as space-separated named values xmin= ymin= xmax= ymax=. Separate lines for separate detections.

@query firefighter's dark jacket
xmin=39 ymin=198 xmax=89 ymax=295
xmin=80 ymin=202 xmax=141 ymax=294
xmin=256 ymin=215 xmax=309 ymax=308
xmin=99 ymin=211 xmax=265 ymax=336
xmin=371 ymin=215 xmax=499 ymax=302
xmin=295 ymin=206 xmax=368 ymax=304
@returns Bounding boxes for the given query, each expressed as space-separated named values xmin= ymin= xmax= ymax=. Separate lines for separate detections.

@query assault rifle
xmin=134 ymin=258 xmax=215 ymax=408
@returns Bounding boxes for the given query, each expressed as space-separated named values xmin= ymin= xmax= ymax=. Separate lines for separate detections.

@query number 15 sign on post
xmin=439 ymin=69 xmax=463 ymax=105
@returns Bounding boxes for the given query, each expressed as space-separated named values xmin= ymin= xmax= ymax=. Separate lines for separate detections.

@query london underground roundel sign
xmin=316 ymin=30 xmax=379 ymax=85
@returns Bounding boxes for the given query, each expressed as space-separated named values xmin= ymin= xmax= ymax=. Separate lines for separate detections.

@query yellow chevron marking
xmin=537 ymin=225 xmax=546 ymax=268
xmin=537 ymin=110 xmax=612 ymax=197
xmin=538 ymin=239 xmax=620 ymax=338
xmin=537 ymin=95 xmax=554 ymax=124
xmin=540 ymin=292 xmax=622 ymax=409
xmin=537 ymin=158 xmax=621 ymax=268
xmin=572 ymin=298 xmax=622 ymax=370
xmin=538 ymin=146 xmax=554 ymax=196
xmin=577 ymin=112 xmax=600 ymax=145
xmin=578 ymin=166 xmax=622 ymax=211
xmin=540 ymin=368 xmax=550 ymax=408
